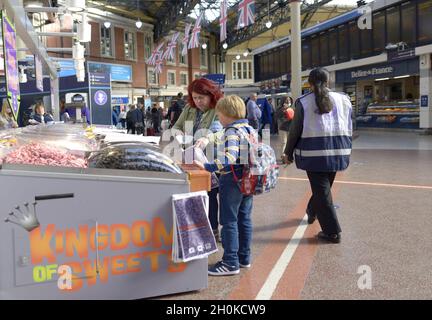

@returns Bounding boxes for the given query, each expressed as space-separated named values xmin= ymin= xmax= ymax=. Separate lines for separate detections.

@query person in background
xmin=135 ymin=104 xmax=145 ymax=135
xmin=194 ymin=95 xmax=256 ymax=276
xmin=29 ymin=102 xmax=54 ymax=125
xmin=173 ymin=77 xmax=224 ymax=242
xmin=269 ymin=97 xmax=279 ymax=135
xmin=0 ymin=99 xmax=18 ymax=129
xmin=112 ymin=107 xmax=119 ymax=126
xmin=151 ymin=103 xmax=161 ymax=134
xmin=118 ymin=105 xmax=127 ymax=128
xmin=276 ymin=96 xmax=294 ymax=152
xmin=246 ymin=93 xmax=261 ymax=129
xmin=126 ymin=105 xmax=138 ymax=134
xmin=256 ymin=95 xmax=273 ymax=138
xmin=282 ymin=68 xmax=353 ymax=243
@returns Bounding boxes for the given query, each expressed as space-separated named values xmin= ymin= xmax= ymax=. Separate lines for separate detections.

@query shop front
xmin=336 ymin=58 xmax=420 ymax=129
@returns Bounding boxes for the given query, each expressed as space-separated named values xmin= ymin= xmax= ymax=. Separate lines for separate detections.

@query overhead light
xmin=201 ymin=43 xmax=207 ymax=49
xmin=265 ymin=21 xmax=272 ymax=29
xmin=236 ymin=54 xmax=240 ymax=60
xmin=222 ymin=43 xmax=228 ymax=49
xmin=104 ymin=21 xmax=111 ymax=29
xmin=135 ymin=18 xmax=142 ymax=29
xmin=375 ymin=77 xmax=390 ymax=81
xmin=393 ymin=75 xmax=410 ymax=79
xmin=243 ymin=51 xmax=248 ymax=57
xmin=67 ymin=0 xmax=86 ymax=12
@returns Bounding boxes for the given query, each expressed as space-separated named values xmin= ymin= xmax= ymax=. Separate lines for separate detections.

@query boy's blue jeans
xmin=219 ymin=172 xmax=253 ymax=268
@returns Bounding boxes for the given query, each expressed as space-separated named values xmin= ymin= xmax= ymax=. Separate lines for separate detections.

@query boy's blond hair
xmin=216 ymin=95 xmax=246 ymax=119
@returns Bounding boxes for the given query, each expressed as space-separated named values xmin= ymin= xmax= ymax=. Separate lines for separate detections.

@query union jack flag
xmin=163 ymin=32 xmax=180 ymax=61
xmin=237 ymin=0 xmax=255 ymax=29
xmin=188 ymin=13 xmax=203 ymax=49
xmin=181 ymin=23 xmax=192 ymax=56
xmin=146 ymin=42 xmax=164 ymax=66
xmin=154 ymin=57 xmax=163 ymax=74
xmin=220 ymin=0 xmax=228 ymax=42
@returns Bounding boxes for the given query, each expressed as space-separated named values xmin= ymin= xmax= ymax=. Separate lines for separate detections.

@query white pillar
xmin=290 ymin=0 xmax=302 ymax=101
xmin=419 ymin=54 xmax=432 ymax=129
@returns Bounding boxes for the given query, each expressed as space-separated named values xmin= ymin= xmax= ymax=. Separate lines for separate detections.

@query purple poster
xmin=2 ymin=12 xmax=20 ymax=119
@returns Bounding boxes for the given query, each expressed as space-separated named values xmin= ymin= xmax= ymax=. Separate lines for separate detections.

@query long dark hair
xmin=308 ymin=68 xmax=332 ymax=114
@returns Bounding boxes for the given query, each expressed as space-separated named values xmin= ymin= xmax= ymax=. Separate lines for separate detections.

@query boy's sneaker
xmin=208 ymin=261 xmax=240 ymax=276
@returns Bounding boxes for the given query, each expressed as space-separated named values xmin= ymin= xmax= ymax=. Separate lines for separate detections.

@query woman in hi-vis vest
xmin=282 ymin=68 xmax=353 ymax=243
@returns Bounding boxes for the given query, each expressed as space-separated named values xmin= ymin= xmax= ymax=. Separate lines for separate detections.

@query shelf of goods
xmin=0 ymin=124 xmax=210 ymax=299
xmin=355 ymin=102 xmax=420 ymax=129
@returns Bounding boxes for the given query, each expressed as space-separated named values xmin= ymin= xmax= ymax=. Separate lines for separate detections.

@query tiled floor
xmin=158 ymin=129 xmax=432 ymax=300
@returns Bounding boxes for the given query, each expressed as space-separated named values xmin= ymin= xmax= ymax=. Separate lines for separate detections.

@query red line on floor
xmin=271 ymin=181 xmax=343 ymax=300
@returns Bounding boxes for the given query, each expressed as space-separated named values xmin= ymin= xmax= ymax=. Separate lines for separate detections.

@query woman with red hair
xmin=172 ymin=77 xmax=223 ymax=134
xmin=173 ymin=77 xmax=223 ymax=241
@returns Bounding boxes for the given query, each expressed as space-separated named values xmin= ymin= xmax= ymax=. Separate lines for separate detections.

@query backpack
xmin=227 ymin=126 xmax=279 ymax=196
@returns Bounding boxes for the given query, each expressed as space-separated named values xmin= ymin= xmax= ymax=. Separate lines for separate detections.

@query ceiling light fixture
xmin=236 ymin=54 xmax=240 ymax=60
xmin=104 ymin=21 xmax=111 ymax=29
xmin=135 ymin=18 xmax=142 ymax=29
xmin=266 ymin=0 xmax=272 ymax=29
xmin=243 ymin=51 xmax=248 ymax=57
xmin=202 ymin=43 xmax=207 ymax=49
xmin=67 ymin=0 xmax=86 ymax=12
xmin=222 ymin=43 xmax=228 ymax=49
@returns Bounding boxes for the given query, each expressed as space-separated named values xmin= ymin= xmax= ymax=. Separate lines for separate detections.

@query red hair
xmin=187 ymin=78 xmax=223 ymax=109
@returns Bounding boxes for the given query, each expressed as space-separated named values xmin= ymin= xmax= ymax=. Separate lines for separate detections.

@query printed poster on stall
xmin=1 ymin=11 xmax=20 ymax=120
xmin=35 ymin=55 xmax=43 ymax=91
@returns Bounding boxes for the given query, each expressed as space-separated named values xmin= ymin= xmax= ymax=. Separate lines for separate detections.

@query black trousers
xmin=306 ymin=171 xmax=341 ymax=235
xmin=208 ymin=187 xmax=219 ymax=231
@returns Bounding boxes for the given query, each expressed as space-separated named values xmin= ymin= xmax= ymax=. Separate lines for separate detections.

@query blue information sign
xmin=421 ymin=95 xmax=428 ymax=108
xmin=88 ymin=62 xmax=132 ymax=82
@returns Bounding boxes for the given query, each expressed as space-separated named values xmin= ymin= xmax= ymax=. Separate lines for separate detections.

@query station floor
xmin=161 ymin=129 xmax=432 ymax=300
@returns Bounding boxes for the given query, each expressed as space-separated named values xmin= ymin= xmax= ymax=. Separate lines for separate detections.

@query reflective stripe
xmin=301 ymin=130 xmax=352 ymax=138
xmin=295 ymin=148 xmax=352 ymax=157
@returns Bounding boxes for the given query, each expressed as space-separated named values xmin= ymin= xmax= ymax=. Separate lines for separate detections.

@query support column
xmin=419 ymin=54 xmax=432 ymax=131
xmin=290 ymin=0 xmax=302 ymax=101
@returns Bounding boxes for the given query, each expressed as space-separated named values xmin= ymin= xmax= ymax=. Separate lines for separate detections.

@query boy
xmin=194 ymin=95 xmax=256 ymax=276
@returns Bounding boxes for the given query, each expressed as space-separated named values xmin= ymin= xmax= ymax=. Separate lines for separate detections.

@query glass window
xmin=360 ymin=27 xmax=372 ymax=56
xmin=232 ymin=61 xmax=237 ymax=80
xmin=372 ymin=12 xmax=385 ymax=53
xmin=338 ymin=25 xmax=348 ymax=62
xmin=148 ymin=69 xmax=158 ymax=84
xmin=179 ymin=48 xmax=187 ymax=64
xmin=418 ymin=0 xmax=432 ymax=44
xmin=329 ymin=29 xmax=338 ymax=64
xmin=320 ymin=32 xmax=329 ymax=65
xmin=180 ymin=73 xmax=188 ymax=85
xmin=349 ymin=21 xmax=360 ymax=58
xmin=144 ymin=35 xmax=152 ymax=60
xmin=248 ymin=62 xmax=252 ymax=79
xmin=243 ymin=62 xmax=248 ymax=79
xmin=301 ymin=39 xmax=310 ymax=70
xmin=267 ymin=51 xmax=276 ymax=78
xmin=386 ymin=7 xmax=400 ymax=45
xmin=311 ymin=35 xmax=320 ymax=67
xmin=100 ymin=26 xmax=112 ymax=57
xmin=280 ymin=46 xmax=287 ymax=74
xmin=237 ymin=61 xmax=242 ymax=79
xmin=401 ymin=1 xmax=416 ymax=46
xmin=200 ymin=47 xmax=207 ymax=67
xmin=286 ymin=45 xmax=291 ymax=74
xmin=167 ymin=72 xmax=176 ymax=85
xmin=124 ymin=31 xmax=136 ymax=60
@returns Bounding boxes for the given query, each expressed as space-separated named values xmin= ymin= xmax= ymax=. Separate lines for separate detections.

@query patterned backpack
xmin=228 ymin=127 xmax=279 ymax=196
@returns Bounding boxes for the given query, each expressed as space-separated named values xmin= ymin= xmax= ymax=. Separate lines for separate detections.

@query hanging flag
xmin=181 ymin=23 xmax=192 ymax=56
xmin=237 ymin=0 xmax=255 ymax=29
xmin=188 ymin=13 xmax=203 ymax=49
xmin=220 ymin=0 xmax=228 ymax=42
xmin=154 ymin=56 xmax=163 ymax=74
xmin=163 ymin=32 xmax=180 ymax=61
xmin=146 ymin=42 xmax=164 ymax=66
